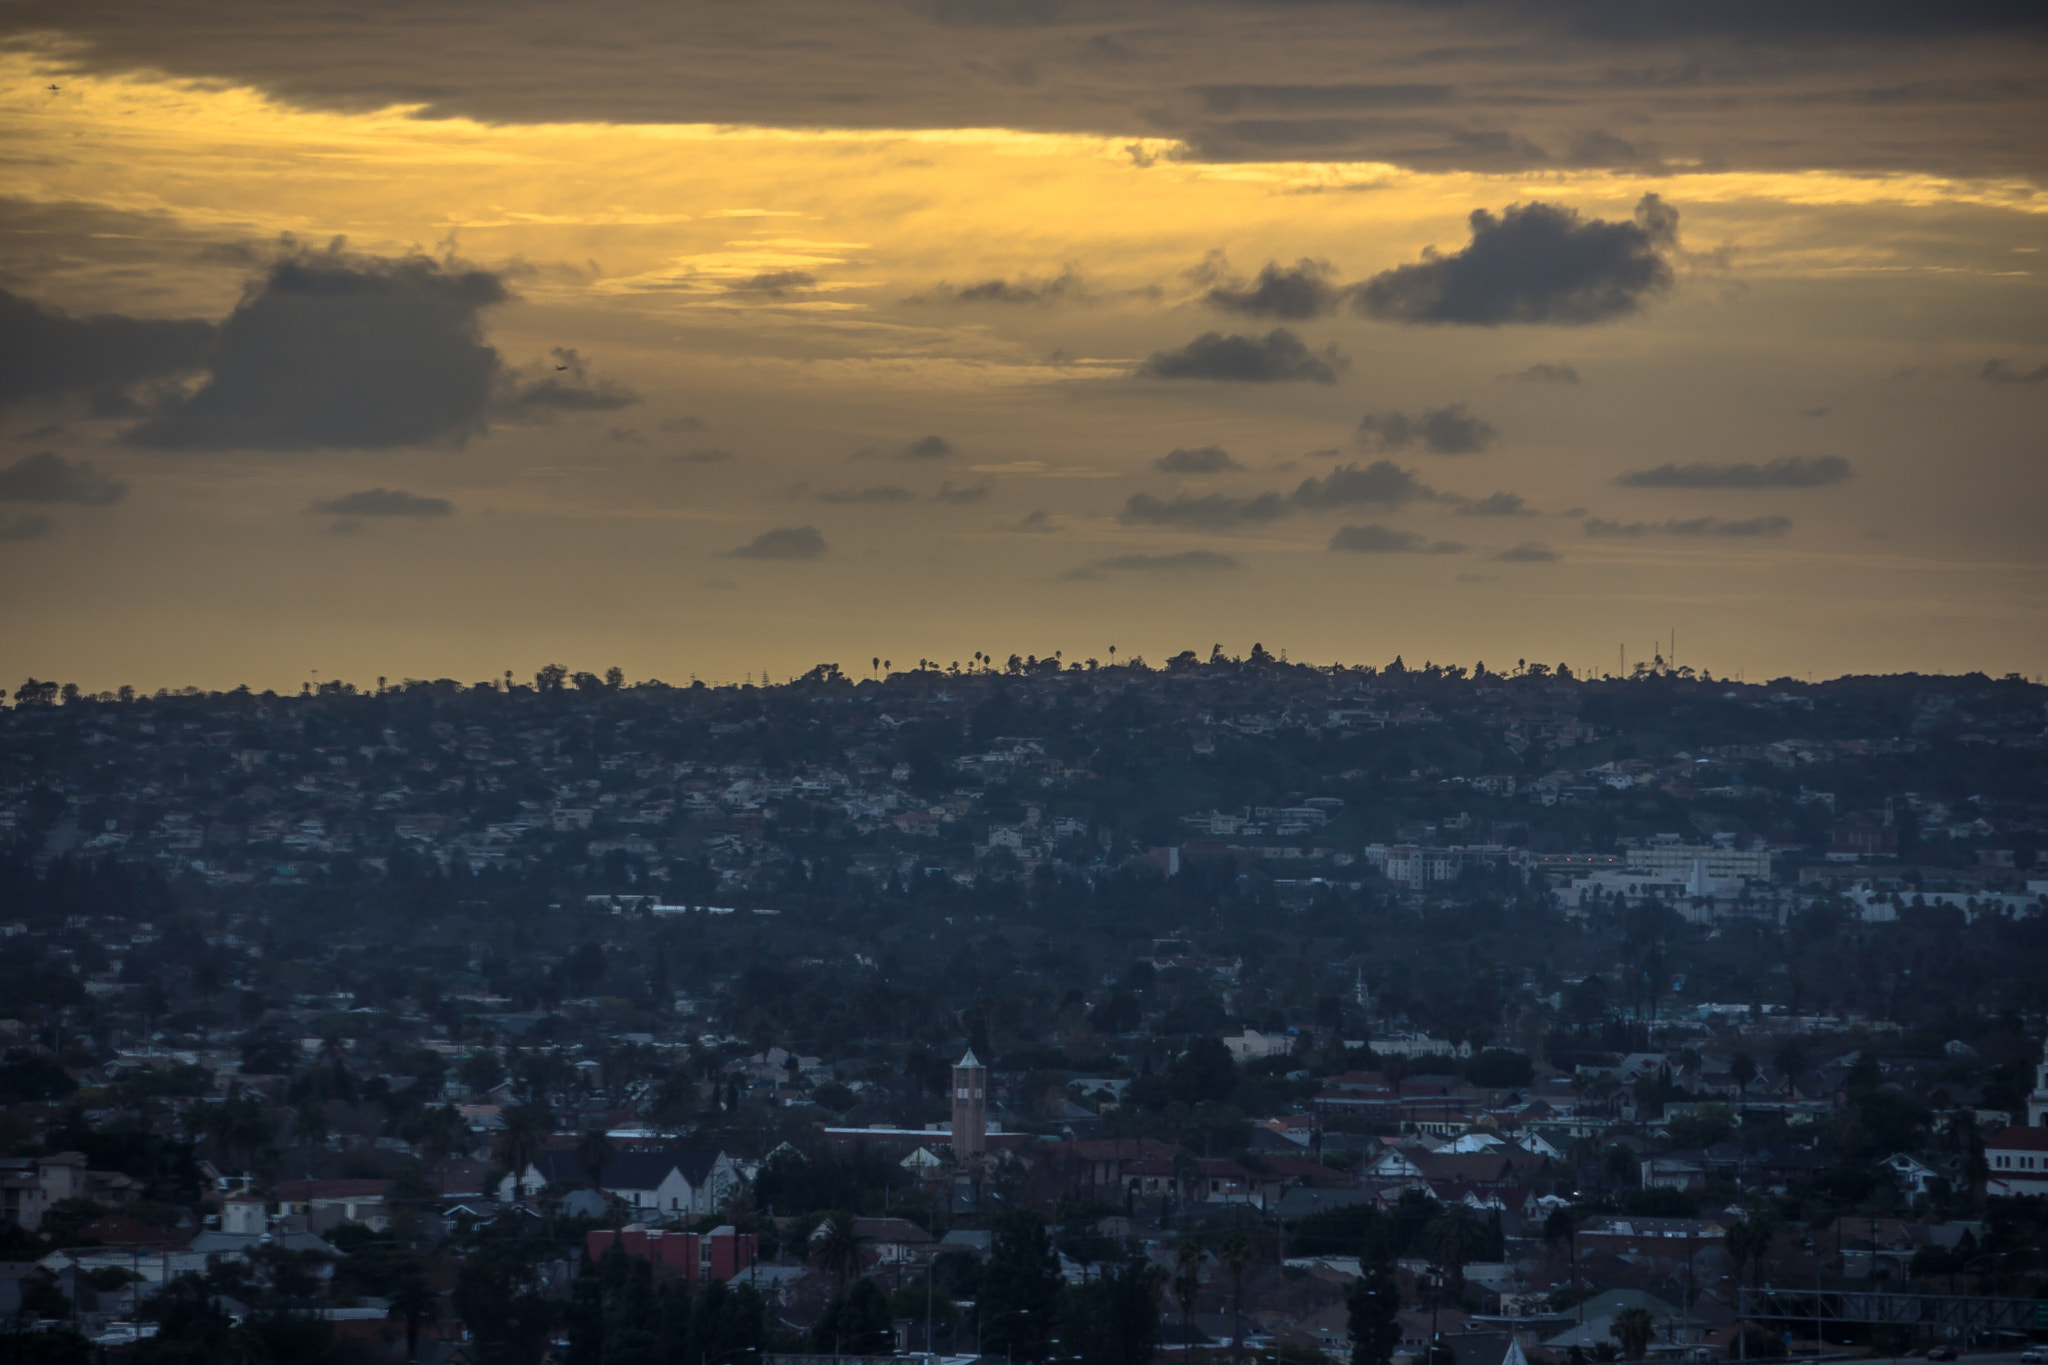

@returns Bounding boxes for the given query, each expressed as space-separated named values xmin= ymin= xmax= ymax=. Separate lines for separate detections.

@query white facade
xmin=1223 ymin=1029 xmax=1294 ymax=1062
xmin=1626 ymin=840 xmax=1771 ymax=882
xmin=1985 ymin=1125 xmax=2048 ymax=1198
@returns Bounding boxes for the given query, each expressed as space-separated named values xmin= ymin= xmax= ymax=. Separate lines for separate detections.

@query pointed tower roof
xmin=956 ymin=1048 xmax=983 ymax=1069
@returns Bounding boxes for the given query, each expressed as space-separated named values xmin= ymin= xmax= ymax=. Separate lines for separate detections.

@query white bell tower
xmin=2028 ymin=1036 xmax=2048 ymax=1128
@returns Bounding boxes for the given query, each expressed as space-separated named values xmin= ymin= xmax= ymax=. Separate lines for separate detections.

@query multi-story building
xmin=1626 ymin=837 xmax=1772 ymax=882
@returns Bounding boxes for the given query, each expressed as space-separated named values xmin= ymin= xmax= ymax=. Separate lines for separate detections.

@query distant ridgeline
xmin=1 ymin=659 xmax=2042 ymax=955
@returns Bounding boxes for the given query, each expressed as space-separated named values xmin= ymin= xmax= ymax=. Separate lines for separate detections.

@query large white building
xmin=1625 ymin=837 xmax=1772 ymax=883
xmin=1985 ymin=1126 xmax=2048 ymax=1198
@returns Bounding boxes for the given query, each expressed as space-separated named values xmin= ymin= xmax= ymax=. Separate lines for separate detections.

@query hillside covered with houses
xmin=2 ymin=656 xmax=2047 ymax=1362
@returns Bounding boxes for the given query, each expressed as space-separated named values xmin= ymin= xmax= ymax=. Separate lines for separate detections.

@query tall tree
xmin=980 ymin=1210 xmax=1061 ymax=1364
xmin=388 ymin=1260 xmax=438 ymax=1362
xmin=1421 ymin=1206 xmax=1489 ymax=1293
xmin=810 ymin=1212 xmax=869 ymax=1293
xmin=1060 ymin=1251 xmax=1164 ymax=1365
xmin=1611 ymin=1307 xmax=1657 ymax=1361
xmin=811 ymin=1278 xmax=894 ymax=1356
xmin=1216 ymin=1231 xmax=1254 ymax=1365
xmin=492 ymin=1104 xmax=549 ymax=1200
xmin=1171 ymin=1238 xmax=1204 ymax=1354
xmin=1346 ymin=1244 xmax=1402 ymax=1365
xmin=574 ymin=1126 xmax=616 ymax=1197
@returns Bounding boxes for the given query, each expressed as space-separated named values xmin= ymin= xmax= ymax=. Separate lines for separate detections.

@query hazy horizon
xmin=2 ymin=1 xmax=2043 ymax=688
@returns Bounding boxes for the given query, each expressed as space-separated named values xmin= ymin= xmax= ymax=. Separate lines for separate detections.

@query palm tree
xmin=574 ymin=1126 xmax=616 ymax=1200
xmin=1611 ymin=1306 xmax=1656 ymax=1361
xmin=290 ymin=1098 xmax=329 ymax=1149
xmin=1217 ymin=1231 xmax=1254 ymax=1365
xmin=1420 ymin=1205 xmax=1489 ymax=1296
xmin=810 ymin=1211 xmax=869 ymax=1292
xmin=1543 ymin=1206 xmax=1580 ymax=1306
xmin=492 ymin=1104 xmax=547 ymax=1202
xmin=1726 ymin=1212 xmax=1777 ymax=1290
xmin=388 ymin=1263 xmax=438 ymax=1362
xmin=1173 ymin=1238 xmax=1204 ymax=1356
xmin=319 ymin=1031 xmax=356 ymax=1104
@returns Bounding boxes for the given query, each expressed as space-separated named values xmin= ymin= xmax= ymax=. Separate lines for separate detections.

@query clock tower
xmin=951 ymin=1048 xmax=987 ymax=1157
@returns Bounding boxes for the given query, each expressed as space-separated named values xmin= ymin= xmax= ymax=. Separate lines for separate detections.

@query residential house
xmin=273 ymin=1178 xmax=391 ymax=1232
xmin=844 ymin=1217 xmax=934 ymax=1266
xmin=0 ymin=1153 xmax=87 ymax=1231
xmin=508 ymin=1148 xmax=746 ymax=1218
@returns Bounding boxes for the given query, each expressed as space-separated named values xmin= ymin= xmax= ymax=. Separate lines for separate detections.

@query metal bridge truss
xmin=1738 ymin=1286 xmax=2046 ymax=1334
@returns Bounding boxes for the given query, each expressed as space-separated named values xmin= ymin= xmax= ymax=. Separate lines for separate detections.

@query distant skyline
xmin=1 ymin=0 xmax=2044 ymax=691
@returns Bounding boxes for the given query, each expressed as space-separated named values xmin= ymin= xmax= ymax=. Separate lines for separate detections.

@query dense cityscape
xmin=2 ymin=655 xmax=2046 ymax=1363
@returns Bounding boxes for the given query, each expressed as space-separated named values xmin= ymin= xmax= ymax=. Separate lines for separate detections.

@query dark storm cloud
xmin=1508 ymin=362 xmax=1581 ymax=384
xmin=1154 ymin=445 xmax=1240 ymax=474
xmin=1616 ymin=455 xmax=1851 ymax=488
xmin=0 ymin=452 xmax=127 ymax=505
xmin=127 ymin=253 xmax=507 ymax=450
xmin=818 ymin=485 xmax=916 ymax=504
xmin=0 ymin=515 xmax=54 ymax=542
xmin=8 ymin=2 xmax=2046 ymax=179
xmin=1009 ymin=509 xmax=1058 ymax=532
xmin=306 ymin=488 xmax=453 ymax=517
xmin=1356 ymin=403 xmax=1498 ymax=454
xmin=934 ymin=481 xmax=989 ymax=503
xmin=1204 ymin=260 xmax=1346 ymax=319
xmin=723 ymin=525 xmax=827 ymax=560
xmin=1194 ymin=83 xmax=1456 ymax=115
xmin=1118 ymin=491 xmax=1289 ymax=530
xmin=1543 ymin=0 xmax=2044 ymax=42
xmin=1354 ymin=195 xmax=1679 ymax=326
xmin=1585 ymin=515 xmax=1791 ymax=537
xmin=1118 ymin=456 xmax=1436 ymax=527
xmin=0 ymin=286 xmax=215 ymax=408
xmin=1327 ymin=523 xmax=1464 ymax=555
xmin=1059 ymin=548 xmax=1242 ymax=581
xmin=1452 ymin=491 xmax=1536 ymax=517
xmin=1136 ymin=329 xmax=1346 ymax=383
xmin=1670 ymin=515 xmax=1792 ymax=536
xmin=499 ymin=349 xmax=640 ymax=417
xmin=907 ymin=270 xmax=1080 ymax=305
xmin=1562 ymin=129 xmax=1664 ymax=170
xmin=1495 ymin=542 xmax=1560 ymax=562
xmin=1180 ymin=119 xmax=1552 ymax=168
xmin=1583 ymin=518 xmax=1646 ymax=537
xmin=1289 ymin=460 xmax=1434 ymax=509
xmin=900 ymin=435 xmax=954 ymax=460
xmin=724 ymin=270 xmax=817 ymax=297
xmin=1980 ymin=358 xmax=2048 ymax=384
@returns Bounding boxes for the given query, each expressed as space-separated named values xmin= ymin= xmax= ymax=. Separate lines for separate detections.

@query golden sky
xmin=0 ymin=2 xmax=2044 ymax=690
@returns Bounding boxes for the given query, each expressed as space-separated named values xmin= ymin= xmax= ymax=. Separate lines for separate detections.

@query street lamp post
xmin=979 ymin=1305 xmax=1033 ymax=1365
